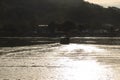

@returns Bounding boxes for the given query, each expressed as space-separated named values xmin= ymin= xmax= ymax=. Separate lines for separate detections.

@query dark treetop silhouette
xmin=0 ymin=0 xmax=120 ymax=37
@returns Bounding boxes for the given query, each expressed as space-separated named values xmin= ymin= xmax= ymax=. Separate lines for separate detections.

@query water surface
xmin=0 ymin=37 xmax=120 ymax=80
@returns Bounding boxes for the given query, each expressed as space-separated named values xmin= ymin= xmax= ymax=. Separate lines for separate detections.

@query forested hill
xmin=0 ymin=0 xmax=120 ymax=36
xmin=0 ymin=0 xmax=120 ymax=25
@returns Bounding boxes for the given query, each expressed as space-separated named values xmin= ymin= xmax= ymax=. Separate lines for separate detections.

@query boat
xmin=60 ymin=37 xmax=70 ymax=44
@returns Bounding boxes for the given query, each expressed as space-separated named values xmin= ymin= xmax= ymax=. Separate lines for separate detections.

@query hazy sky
xmin=84 ymin=0 xmax=120 ymax=8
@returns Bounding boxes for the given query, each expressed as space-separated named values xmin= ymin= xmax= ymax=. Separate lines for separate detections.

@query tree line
xmin=0 ymin=0 xmax=120 ymax=36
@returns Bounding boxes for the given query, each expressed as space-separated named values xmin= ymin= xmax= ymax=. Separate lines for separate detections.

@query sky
xmin=84 ymin=0 xmax=120 ymax=8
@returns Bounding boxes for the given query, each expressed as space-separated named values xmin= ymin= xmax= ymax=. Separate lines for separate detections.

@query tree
xmin=48 ymin=21 xmax=57 ymax=36
xmin=61 ymin=21 xmax=76 ymax=32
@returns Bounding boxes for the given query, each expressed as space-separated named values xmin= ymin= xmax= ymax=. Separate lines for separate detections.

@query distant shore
xmin=0 ymin=37 xmax=120 ymax=47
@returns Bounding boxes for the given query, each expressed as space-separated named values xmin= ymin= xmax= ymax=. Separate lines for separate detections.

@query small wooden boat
xmin=60 ymin=37 xmax=70 ymax=44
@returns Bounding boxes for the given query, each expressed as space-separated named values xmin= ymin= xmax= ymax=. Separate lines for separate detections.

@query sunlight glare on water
xmin=56 ymin=58 xmax=113 ymax=80
xmin=59 ymin=44 xmax=103 ymax=53
xmin=54 ymin=44 xmax=113 ymax=80
xmin=0 ymin=38 xmax=120 ymax=80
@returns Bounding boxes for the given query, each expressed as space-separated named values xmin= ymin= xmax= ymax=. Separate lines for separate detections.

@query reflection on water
xmin=56 ymin=44 xmax=113 ymax=80
xmin=59 ymin=44 xmax=103 ymax=52
xmin=0 ymin=37 xmax=120 ymax=80
xmin=57 ymin=58 xmax=113 ymax=80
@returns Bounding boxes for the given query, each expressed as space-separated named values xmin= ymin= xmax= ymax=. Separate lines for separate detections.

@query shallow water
xmin=0 ymin=37 xmax=120 ymax=80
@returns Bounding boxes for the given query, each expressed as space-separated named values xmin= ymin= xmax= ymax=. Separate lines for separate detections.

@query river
xmin=0 ymin=37 xmax=120 ymax=80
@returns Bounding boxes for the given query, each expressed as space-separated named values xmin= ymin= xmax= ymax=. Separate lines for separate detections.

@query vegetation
xmin=0 ymin=0 xmax=120 ymax=37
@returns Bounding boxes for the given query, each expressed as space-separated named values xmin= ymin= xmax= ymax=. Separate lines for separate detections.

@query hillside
xmin=0 ymin=0 xmax=120 ymax=36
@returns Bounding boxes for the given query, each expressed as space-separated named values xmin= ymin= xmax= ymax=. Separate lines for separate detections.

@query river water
xmin=0 ymin=37 xmax=120 ymax=80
